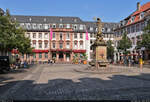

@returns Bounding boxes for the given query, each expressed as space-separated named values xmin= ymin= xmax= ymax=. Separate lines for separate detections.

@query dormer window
xmin=29 ymin=18 xmax=32 ymax=22
xmin=32 ymin=24 xmax=36 ymax=29
xmin=44 ymin=18 xmax=46 ymax=22
xmin=131 ymin=16 xmax=135 ymax=23
xmin=52 ymin=24 xmax=56 ymax=28
xmin=80 ymin=25 xmax=84 ymax=30
xmin=90 ymin=27 xmax=93 ymax=31
xmin=60 ymin=18 xmax=62 ymax=22
xmin=44 ymin=24 xmax=48 ymax=29
xmin=140 ymin=12 xmax=145 ymax=19
xmin=39 ymin=24 xmax=42 ymax=29
xmin=101 ymin=28 xmax=105 ymax=32
xmin=74 ymin=19 xmax=77 ymax=22
xmin=14 ymin=18 xmax=16 ymax=21
xmin=59 ymin=24 xmax=63 ymax=28
xmin=73 ymin=24 xmax=77 ymax=30
xmin=26 ymin=23 xmax=31 ymax=29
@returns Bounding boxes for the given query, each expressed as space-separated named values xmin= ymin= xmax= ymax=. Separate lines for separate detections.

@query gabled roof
xmin=132 ymin=2 xmax=150 ymax=16
xmin=126 ymin=2 xmax=150 ymax=26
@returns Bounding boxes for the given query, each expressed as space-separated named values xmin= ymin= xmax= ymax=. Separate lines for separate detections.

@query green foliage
xmin=0 ymin=9 xmax=33 ymax=54
xmin=107 ymin=40 xmax=114 ymax=59
xmin=117 ymin=33 xmax=132 ymax=55
xmin=73 ymin=53 xmax=78 ymax=63
xmin=137 ymin=20 xmax=150 ymax=50
xmin=82 ymin=53 xmax=88 ymax=60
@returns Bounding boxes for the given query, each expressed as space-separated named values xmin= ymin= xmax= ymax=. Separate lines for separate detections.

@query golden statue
xmin=94 ymin=18 xmax=106 ymax=46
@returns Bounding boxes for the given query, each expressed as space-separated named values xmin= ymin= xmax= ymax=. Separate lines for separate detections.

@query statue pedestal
xmin=95 ymin=46 xmax=109 ymax=69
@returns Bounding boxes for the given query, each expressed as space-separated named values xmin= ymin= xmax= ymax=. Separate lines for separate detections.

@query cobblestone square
xmin=1 ymin=64 xmax=150 ymax=101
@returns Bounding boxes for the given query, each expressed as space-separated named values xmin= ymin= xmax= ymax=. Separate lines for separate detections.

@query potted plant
xmin=82 ymin=53 xmax=88 ymax=64
xmin=73 ymin=53 xmax=78 ymax=64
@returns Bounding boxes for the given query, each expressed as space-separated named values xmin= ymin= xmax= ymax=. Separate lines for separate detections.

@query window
xmin=107 ymin=28 xmax=111 ymax=32
xmin=95 ymin=28 xmax=98 ymax=32
xmin=39 ymin=43 xmax=42 ymax=48
xmin=59 ymin=43 xmax=63 ymax=49
xmin=53 ymin=43 xmax=55 ymax=48
xmin=44 ymin=24 xmax=48 ymax=29
xmin=33 ymin=33 xmax=36 ymax=38
xmin=53 ymin=43 xmax=56 ymax=49
xmin=66 ymin=42 xmax=70 ymax=49
xmin=39 ymin=24 xmax=42 ymax=29
xmin=67 ymin=33 xmax=70 ymax=39
xmin=33 ymin=43 xmax=36 ymax=48
xmin=80 ymin=25 xmax=84 ymax=30
xmin=140 ymin=12 xmax=145 ymax=19
xmin=136 ymin=24 xmax=140 ymax=32
xmin=60 ymin=33 xmax=63 ymax=40
xmin=52 ymin=24 xmax=56 ymax=28
xmin=45 ymin=53 xmax=48 ymax=58
xmin=45 ymin=43 xmax=48 ymax=48
xmin=66 ymin=24 xmax=70 ymax=28
xmin=33 ymin=24 xmax=36 ymax=29
xmin=27 ymin=23 xmax=31 ymax=29
xmin=90 ymin=33 xmax=92 ymax=38
xmin=33 ymin=53 xmax=36 ymax=59
xmin=90 ymin=27 xmax=93 ymax=31
xmin=102 ymin=28 xmax=105 ymax=32
xmin=131 ymin=25 xmax=135 ymax=33
xmin=80 ymin=33 xmax=83 ymax=39
xmin=39 ymin=53 xmax=42 ymax=59
xmin=127 ymin=27 xmax=130 ymax=34
xmin=59 ymin=24 xmax=63 ymax=28
xmin=131 ymin=16 xmax=135 ymax=23
xmin=53 ymin=32 xmax=55 ymax=39
xmin=80 ymin=42 xmax=83 ymax=49
xmin=141 ymin=22 xmax=145 ymax=30
xmin=45 ymin=33 xmax=48 ymax=38
xmin=60 ymin=18 xmax=62 ymax=22
xmin=74 ymin=42 xmax=77 ymax=48
xmin=26 ymin=33 xmax=30 ymax=38
xmin=74 ymin=19 xmax=77 ymax=22
xmin=39 ymin=33 xmax=42 ymax=38
xmin=73 ymin=24 xmax=77 ymax=30
xmin=74 ymin=33 xmax=77 ymax=39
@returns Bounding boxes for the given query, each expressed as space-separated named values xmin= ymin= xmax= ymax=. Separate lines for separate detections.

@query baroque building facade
xmin=11 ymin=15 xmax=117 ymax=63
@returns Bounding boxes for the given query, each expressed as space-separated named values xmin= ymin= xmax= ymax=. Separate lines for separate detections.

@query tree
xmin=107 ymin=40 xmax=114 ymax=60
xmin=137 ymin=19 xmax=150 ymax=50
xmin=117 ymin=33 xmax=132 ymax=55
xmin=0 ymin=9 xmax=33 ymax=55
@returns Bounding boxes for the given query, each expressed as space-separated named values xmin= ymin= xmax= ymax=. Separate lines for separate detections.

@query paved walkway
xmin=1 ymin=64 xmax=150 ymax=100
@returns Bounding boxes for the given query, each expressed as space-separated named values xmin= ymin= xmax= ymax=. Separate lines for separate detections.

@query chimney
xmin=137 ymin=2 xmax=141 ymax=11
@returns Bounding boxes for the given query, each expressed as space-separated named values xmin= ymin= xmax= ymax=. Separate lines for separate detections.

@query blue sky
xmin=0 ymin=0 xmax=150 ymax=22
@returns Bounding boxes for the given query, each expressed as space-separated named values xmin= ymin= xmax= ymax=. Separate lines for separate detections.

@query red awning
xmin=11 ymin=49 xmax=19 ymax=54
xmin=51 ymin=49 xmax=71 ymax=52
xmin=32 ymin=49 xmax=49 ymax=53
xmin=73 ymin=50 xmax=86 ymax=53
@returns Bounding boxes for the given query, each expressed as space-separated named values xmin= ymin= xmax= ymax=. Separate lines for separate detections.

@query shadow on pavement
xmin=0 ymin=73 xmax=150 ymax=100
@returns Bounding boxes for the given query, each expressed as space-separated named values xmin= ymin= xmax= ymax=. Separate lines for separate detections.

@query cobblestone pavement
xmin=1 ymin=64 xmax=150 ymax=100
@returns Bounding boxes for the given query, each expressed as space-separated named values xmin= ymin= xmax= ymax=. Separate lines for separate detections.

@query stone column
xmin=56 ymin=52 xmax=59 ymax=62
xmin=70 ymin=52 xmax=73 ymax=62
xmin=64 ymin=52 xmax=66 ymax=62
xmin=114 ymin=52 xmax=117 ymax=64
xmin=118 ymin=52 xmax=120 ymax=62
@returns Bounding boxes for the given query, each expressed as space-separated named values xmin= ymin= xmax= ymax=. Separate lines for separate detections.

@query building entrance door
xmin=59 ymin=52 xmax=63 ymax=61
xmin=66 ymin=53 xmax=70 ymax=62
